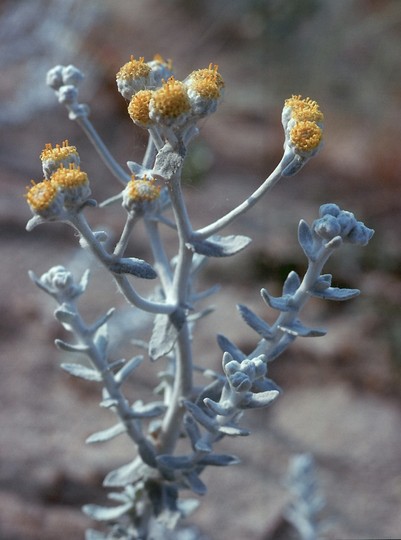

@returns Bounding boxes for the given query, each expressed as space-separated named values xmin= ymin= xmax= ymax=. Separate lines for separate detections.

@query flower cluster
xmin=119 ymin=55 xmax=224 ymax=143
xmin=281 ymin=95 xmax=324 ymax=175
xmin=25 ymin=142 xmax=91 ymax=228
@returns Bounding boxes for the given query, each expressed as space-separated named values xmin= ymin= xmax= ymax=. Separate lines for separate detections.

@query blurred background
xmin=1 ymin=1 xmax=400 ymax=539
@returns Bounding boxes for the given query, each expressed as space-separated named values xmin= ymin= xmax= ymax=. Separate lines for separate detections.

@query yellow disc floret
xmin=125 ymin=176 xmax=161 ymax=203
xmin=40 ymin=140 xmax=78 ymax=163
xmin=116 ymin=56 xmax=151 ymax=82
xmin=128 ymin=90 xmax=154 ymax=127
xmin=150 ymin=77 xmax=191 ymax=121
xmin=284 ymin=95 xmax=324 ymax=123
xmin=25 ymin=180 xmax=58 ymax=213
xmin=189 ymin=64 xmax=224 ymax=92
xmin=290 ymin=121 xmax=322 ymax=153
xmin=50 ymin=164 xmax=89 ymax=189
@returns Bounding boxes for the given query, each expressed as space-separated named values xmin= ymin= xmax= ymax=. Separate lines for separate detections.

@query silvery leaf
xmin=115 ymin=355 xmax=144 ymax=385
xmin=55 ymin=339 xmax=88 ymax=353
xmin=60 ymin=363 xmax=102 ymax=381
xmin=218 ymin=424 xmax=250 ymax=437
xmin=241 ymin=389 xmax=279 ymax=409
xmin=309 ymin=286 xmax=360 ymax=301
xmin=237 ymin=304 xmax=274 ymax=338
xmin=283 ymin=271 xmax=301 ymax=295
xmin=184 ymin=471 xmax=207 ymax=495
xmin=203 ymin=397 xmax=234 ymax=417
xmin=183 ymin=401 xmax=217 ymax=433
xmin=261 ymin=288 xmax=295 ymax=312
xmin=217 ymin=334 xmax=246 ymax=361
xmin=82 ymin=502 xmax=133 ymax=521
xmin=187 ymin=234 xmax=251 ymax=258
xmin=149 ymin=311 xmax=185 ymax=360
xmin=109 ymin=257 xmax=157 ymax=279
xmin=313 ymin=274 xmax=332 ymax=291
xmin=298 ymin=219 xmax=317 ymax=261
xmin=85 ymin=530 xmax=107 ymax=540
xmin=198 ymin=453 xmax=240 ymax=467
xmin=103 ymin=460 xmax=143 ymax=487
xmin=278 ymin=321 xmax=326 ymax=337
xmin=86 ymin=423 xmax=126 ymax=444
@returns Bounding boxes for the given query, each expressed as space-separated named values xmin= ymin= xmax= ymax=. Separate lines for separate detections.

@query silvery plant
xmin=24 ymin=55 xmax=374 ymax=540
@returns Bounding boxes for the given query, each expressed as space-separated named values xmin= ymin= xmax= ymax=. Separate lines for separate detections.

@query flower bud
xmin=185 ymin=64 xmax=224 ymax=117
xmin=122 ymin=176 xmax=161 ymax=213
xmin=147 ymin=54 xmax=173 ymax=88
xmin=25 ymin=180 xmax=64 ymax=219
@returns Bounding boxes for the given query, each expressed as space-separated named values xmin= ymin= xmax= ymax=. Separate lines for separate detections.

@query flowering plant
xmin=25 ymin=55 xmax=373 ymax=539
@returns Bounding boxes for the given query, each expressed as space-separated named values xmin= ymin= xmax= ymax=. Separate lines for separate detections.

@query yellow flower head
xmin=290 ymin=120 xmax=322 ymax=154
xmin=50 ymin=164 xmax=91 ymax=209
xmin=116 ymin=56 xmax=152 ymax=99
xmin=25 ymin=179 xmax=64 ymax=220
xmin=150 ymin=77 xmax=191 ymax=124
xmin=123 ymin=176 xmax=161 ymax=212
xmin=40 ymin=140 xmax=80 ymax=178
xmin=187 ymin=64 xmax=225 ymax=96
xmin=284 ymin=95 xmax=324 ymax=124
xmin=128 ymin=90 xmax=154 ymax=127
xmin=125 ymin=176 xmax=161 ymax=203
xmin=116 ymin=56 xmax=151 ymax=82
xmin=25 ymin=180 xmax=58 ymax=213
xmin=51 ymin=163 xmax=89 ymax=189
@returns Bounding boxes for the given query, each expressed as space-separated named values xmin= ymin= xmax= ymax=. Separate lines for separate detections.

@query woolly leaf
xmin=103 ymin=460 xmax=144 ymax=487
xmin=115 ymin=355 xmax=144 ymax=385
xmin=187 ymin=234 xmax=252 ymax=258
xmin=261 ymin=288 xmax=296 ymax=312
xmin=218 ymin=424 xmax=250 ymax=437
xmin=157 ymin=455 xmax=193 ymax=471
xmin=264 ymin=334 xmax=295 ymax=361
xmin=138 ymin=438 xmax=157 ymax=468
xmin=184 ymin=415 xmax=211 ymax=453
xmin=60 ymin=363 xmax=102 ymax=381
xmin=309 ymin=286 xmax=360 ymax=301
xmin=55 ymin=339 xmax=88 ymax=353
xmin=298 ymin=219 xmax=316 ymax=261
xmin=94 ymin=324 xmax=108 ymax=354
xmin=278 ymin=321 xmax=326 ymax=337
xmin=85 ymin=530 xmax=107 ymax=540
xmin=86 ymin=423 xmax=126 ymax=444
xmin=199 ymin=453 xmax=240 ymax=467
xmin=184 ymin=471 xmax=207 ymax=495
xmin=109 ymin=257 xmax=157 ymax=279
xmin=129 ymin=401 xmax=166 ymax=418
xmin=242 ymin=390 xmax=279 ymax=409
xmin=149 ymin=310 xmax=185 ymax=360
xmin=89 ymin=308 xmax=115 ymax=333
xmin=283 ymin=271 xmax=301 ymax=295
xmin=216 ymin=334 xmax=246 ymax=361
xmin=54 ymin=306 xmax=77 ymax=325
xmin=82 ymin=502 xmax=132 ymax=521
xmin=313 ymin=274 xmax=332 ymax=291
xmin=237 ymin=304 xmax=274 ymax=338
xmin=183 ymin=401 xmax=217 ymax=433
xmin=203 ymin=397 xmax=234 ymax=417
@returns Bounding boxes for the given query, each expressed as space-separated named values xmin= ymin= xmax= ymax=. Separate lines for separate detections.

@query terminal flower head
xmin=149 ymin=77 xmax=191 ymax=126
xmin=122 ymin=176 xmax=161 ymax=213
xmin=185 ymin=63 xmax=225 ymax=117
xmin=281 ymin=95 xmax=324 ymax=175
xmin=128 ymin=90 xmax=154 ymax=127
xmin=50 ymin=164 xmax=91 ymax=209
xmin=40 ymin=140 xmax=80 ymax=178
xmin=116 ymin=56 xmax=152 ymax=100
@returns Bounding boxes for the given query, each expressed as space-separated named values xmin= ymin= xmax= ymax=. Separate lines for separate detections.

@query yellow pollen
xmin=151 ymin=77 xmax=190 ymax=118
xmin=25 ymin=180 xmax=58 ymax=212
xmin=128 ymin=90 xmax=154 ymax=126
xmin=40 ymin=140 xmax=78 ymax=162
xmin=126 ymin=177 xmax=161 ymax=202
xmin=285 ymin=95 xmax=324 ymax=123
xmin=116 ymin=56 xmax=151 ymax=81
xmin=189 ymin=64 xmax=224 ymax=90
xmin=290 ymin=121 xmax=322 ymax=152
xmin=50 ymin=164 xmax=89 ymax=189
